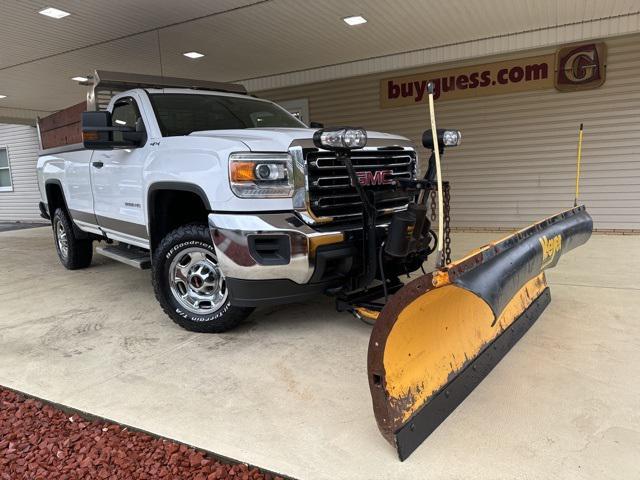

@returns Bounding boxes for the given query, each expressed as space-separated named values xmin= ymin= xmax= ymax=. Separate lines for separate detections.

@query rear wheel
xmin=152 ymin=224 xmax=253 ymax=332
xmin=52 ymin=208 xmax=93 ymax=269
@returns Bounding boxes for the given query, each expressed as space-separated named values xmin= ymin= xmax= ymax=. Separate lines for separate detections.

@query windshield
xmin=149 ymin=93 xmax=306 ymax=136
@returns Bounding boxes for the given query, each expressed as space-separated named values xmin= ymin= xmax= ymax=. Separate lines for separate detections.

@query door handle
xmin=92 ymin=161 xmax=104 ymax=169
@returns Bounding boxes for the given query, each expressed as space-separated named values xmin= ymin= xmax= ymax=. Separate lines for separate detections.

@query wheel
xmin=52 ymin=208 xmax=93 ymax=270
xmin=152 ymin=224 xmax=254 ymax=333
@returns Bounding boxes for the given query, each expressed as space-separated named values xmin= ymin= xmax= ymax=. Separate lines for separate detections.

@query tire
xmin=152 ymin=224 xmax=253 ymax=333
xmin=52 ymin=208 xmax=93 ymax=270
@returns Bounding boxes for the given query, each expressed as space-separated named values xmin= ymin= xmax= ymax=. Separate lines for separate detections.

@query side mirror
xmin=82 ymin=111 xmax=112 ymax=150
xmin=309 ymin=121 xmax=324 ymax=129
xmin=122 ymin=118 xmax=147 ymax=145
xmin=82 ymin=111 xmax=143 ymax=150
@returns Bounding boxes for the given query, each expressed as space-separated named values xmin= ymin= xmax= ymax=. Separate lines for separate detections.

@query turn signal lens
xmin=230 ymin=161 xmax=257 ymax=182
xmin=83 ymin=131 xmax=99 ymax=141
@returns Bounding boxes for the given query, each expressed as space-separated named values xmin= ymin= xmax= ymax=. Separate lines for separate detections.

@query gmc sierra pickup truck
xmin=37 ymin=71 xmax=423 ymax=333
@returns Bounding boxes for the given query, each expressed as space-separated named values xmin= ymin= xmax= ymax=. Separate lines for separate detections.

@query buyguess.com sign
xmin=380 ymin=43 xmax=606 ymax=108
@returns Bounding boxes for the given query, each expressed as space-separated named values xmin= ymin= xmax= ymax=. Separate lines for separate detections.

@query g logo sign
xmin=555 ymin=43 xmax=606 ymax=92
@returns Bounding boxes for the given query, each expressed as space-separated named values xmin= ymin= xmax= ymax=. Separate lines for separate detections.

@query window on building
xmin=277 ymin=98 xmax=310 ymax=125
xmin=0 ymin=147 xmax=12 ymax=192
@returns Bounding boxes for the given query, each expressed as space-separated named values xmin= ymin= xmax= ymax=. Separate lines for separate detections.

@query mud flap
xmin=368 ymin=205 xmax=593 ymax=460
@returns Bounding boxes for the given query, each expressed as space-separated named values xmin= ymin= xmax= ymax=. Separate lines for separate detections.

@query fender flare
xmin=44 ymin=179 xmax=91 ymax=238
xmin=146 ymin=181 xmax=213 ymax=250
xmin=44 ymin=178 xmax=71 ymax=218
xmin=147 ymin=182 xmax=212 ymax=211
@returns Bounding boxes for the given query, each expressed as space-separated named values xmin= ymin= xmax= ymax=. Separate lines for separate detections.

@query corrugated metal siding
xmin=0 ymin=124 xmax=42 ymax=222
xmin=260 ymin=34 xmax=640 ymax=230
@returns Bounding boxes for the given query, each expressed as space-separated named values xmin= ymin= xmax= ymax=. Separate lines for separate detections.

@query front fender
xmin=143 ymin=136 xmax=295 ymax=218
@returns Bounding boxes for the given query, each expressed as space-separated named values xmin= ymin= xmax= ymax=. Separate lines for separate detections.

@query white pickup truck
xmin=37 ymin=71 xmax=422 ymax=332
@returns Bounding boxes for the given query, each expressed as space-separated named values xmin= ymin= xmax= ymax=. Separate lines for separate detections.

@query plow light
xmin=442 ymin=130 xmax=462 ymax=146
xmin=313 ymin=128 xmax=367 ymax=151
xmin=422 ymin=129 xmax=462 ymax=150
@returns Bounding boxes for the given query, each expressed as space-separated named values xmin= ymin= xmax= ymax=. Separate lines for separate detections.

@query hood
xmin=189 ymin=128 xmax=413 ymax=151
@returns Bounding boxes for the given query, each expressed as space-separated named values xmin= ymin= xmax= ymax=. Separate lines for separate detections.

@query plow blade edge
xmin=368 ymin=206 xmax=592 ymax=460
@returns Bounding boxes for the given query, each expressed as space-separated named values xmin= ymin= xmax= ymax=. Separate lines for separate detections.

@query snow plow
xmin=367 ymin=205 xmax=591 ymax=460
xmin=318 ymin=84 xmax=593 ymax=460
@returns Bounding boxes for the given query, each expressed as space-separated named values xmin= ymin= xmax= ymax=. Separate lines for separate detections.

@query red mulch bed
xmin=0 ymin=388 xmax=285 ymax=480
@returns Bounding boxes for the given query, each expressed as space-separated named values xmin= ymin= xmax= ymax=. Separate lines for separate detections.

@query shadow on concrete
xmin=0 ymin=222 xmax=48 ymax=233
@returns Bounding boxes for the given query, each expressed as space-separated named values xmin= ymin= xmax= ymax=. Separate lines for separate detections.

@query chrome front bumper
xmin=208 ymin=212 xmax=344 ymax=284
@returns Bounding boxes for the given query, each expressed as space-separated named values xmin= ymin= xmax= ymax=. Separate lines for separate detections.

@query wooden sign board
xmin=380 ymin=54 xmax=555 ymax=108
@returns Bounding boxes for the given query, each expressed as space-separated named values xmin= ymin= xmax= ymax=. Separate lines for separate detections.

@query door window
xmin=112 ymin=97 xmax=143 ymax=129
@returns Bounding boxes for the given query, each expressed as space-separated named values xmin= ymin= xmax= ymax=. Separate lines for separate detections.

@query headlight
xmin=229 ymin=152 xmax=293 ymax=198
xmin=313 ymin=128 xmax=367 ymax=150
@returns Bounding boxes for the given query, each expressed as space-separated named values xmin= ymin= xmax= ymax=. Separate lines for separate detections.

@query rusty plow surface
xmin=367 ymin=205 xmax=593 ymax=460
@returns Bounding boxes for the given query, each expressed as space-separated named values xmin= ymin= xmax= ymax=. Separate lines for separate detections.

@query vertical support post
xmin=574 ymin=123 xmax=584 ymax=207
xmin=426 ymin=83 xmax=444 ymax=267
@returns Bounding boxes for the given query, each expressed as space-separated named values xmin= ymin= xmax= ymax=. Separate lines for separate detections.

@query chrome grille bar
xmin=305 ymin=149 xmax=416 ymax=222
xmin=311 ymin=154 xmax=414 ymax=169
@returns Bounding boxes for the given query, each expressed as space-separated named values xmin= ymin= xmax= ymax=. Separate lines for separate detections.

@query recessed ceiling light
xmin=0 ymin=95 xmax=6 ymax=99
xmin=71 ymin=76 xmax=88 ymax=82
xmin=183 ymin=51 xmax=205 ymax=59
xmin=343 ymin=15 xmax=367 ymax=26
xmin=39 ymin=7 xmax=71 ymax=19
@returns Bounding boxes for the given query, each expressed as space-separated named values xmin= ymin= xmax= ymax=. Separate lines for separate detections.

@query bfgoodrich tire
xmin=152 ymin=224 xmax=253 ymax=333
xmin=52 ymin=208 xmax=93 ymax=270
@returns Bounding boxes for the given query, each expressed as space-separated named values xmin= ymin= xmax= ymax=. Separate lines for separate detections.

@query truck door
xmin=90 ymin=93 xmax=149 ymax=248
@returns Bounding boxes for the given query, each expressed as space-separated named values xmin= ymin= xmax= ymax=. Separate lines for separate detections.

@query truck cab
xmin=37 ymin=71 xmax=418 ymax=332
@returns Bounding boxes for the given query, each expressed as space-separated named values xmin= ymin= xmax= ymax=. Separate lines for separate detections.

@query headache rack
xmin=304 ymin=148 xmax=416 ymax=223
xmin=83 ymin=70 xmax=248 ymax=111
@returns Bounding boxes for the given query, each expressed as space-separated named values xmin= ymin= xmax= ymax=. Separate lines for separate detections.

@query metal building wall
xmin=259 ymin=34 xmax=640 ymax=231
xmin=0 ymin=123 xmax=42 ymax=222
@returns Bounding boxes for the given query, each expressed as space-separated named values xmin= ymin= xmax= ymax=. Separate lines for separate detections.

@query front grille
xmin=305 ymin=148 xmax=416 ymax=222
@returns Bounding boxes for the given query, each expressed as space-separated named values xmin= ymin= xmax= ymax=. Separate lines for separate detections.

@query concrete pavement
xmin=0 ymin=226 xmax=638 ymax=479
xmin=0 ymin=221 xmax=47 ymax=233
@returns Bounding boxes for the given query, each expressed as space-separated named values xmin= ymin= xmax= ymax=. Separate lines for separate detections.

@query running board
xmin=96 ymin=244 xmax=151 ymax=270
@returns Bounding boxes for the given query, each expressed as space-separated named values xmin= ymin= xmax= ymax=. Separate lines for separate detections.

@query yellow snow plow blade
xmin=368 ymin=205 xmax=592 ymax=460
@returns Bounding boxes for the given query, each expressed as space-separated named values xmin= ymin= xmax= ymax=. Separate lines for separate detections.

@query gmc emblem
xmin=354 ymin=170 xmax=394 ymax=187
